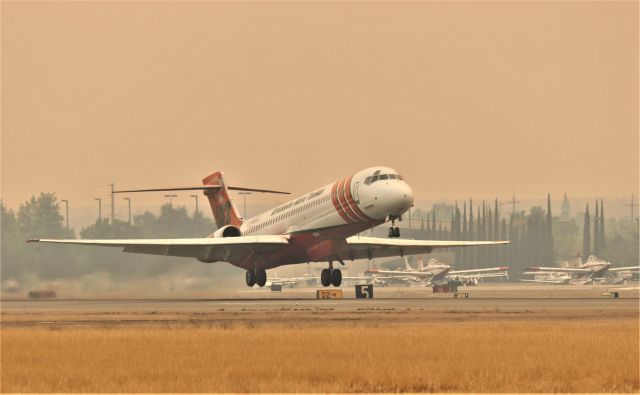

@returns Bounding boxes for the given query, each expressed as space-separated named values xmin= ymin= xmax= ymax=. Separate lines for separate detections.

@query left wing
xmin=27 ymin=236 xmax=289 ymax=263
xmin=340 ymin=237 xmax=509 ymax=261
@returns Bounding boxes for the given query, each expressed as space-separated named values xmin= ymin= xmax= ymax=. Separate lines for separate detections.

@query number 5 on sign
xmin=355 ymin=284 xmax=373 ymax=299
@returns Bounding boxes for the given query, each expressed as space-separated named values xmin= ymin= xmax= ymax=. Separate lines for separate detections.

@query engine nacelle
xmin=211 ymin=225 xmax=242 ymax=238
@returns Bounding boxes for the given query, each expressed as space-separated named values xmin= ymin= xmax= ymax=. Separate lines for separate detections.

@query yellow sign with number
xmin=316 ymin=289 xmax=343 ymax=299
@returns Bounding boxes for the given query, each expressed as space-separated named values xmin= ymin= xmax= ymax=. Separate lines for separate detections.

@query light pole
xmin=190 ymin=194 xmax=199 ymax=216
xmin=238 ymin=192 xmax=251 ymax=219
xmin=94 ymin=198 xmax=102 ymax=221
xmin=164 ymin=194 xmax=178 ymax=208
xmin=109 ymin=182 xmax=115 ymax=223
xmin=61 ymin=199 xmax=69 ymax=236
xmin=123 ymin=197 xmax=131 ymax=224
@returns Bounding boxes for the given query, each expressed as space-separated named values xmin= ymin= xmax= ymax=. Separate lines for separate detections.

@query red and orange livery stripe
xmin=330 ymin=175 xmax=372 ymax=224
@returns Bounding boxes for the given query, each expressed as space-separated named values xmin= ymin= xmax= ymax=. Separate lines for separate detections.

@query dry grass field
xmin=2 ymin=318 xmax=638 ymax=393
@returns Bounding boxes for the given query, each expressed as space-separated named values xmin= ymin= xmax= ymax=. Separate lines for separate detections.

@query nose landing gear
xmin=388 ymin=218 xmax=400 ymax=238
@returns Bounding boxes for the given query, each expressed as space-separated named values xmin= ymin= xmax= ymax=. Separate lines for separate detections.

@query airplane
xmin=28 ymin=166 xmax=508 ymax=288
xmin=520 ymin=272 xmax=572 ymax=285
xmin=524 ymin=255 xmax=640 ymax=285
xmin=366 ymin=257 xmax=509 ymax=286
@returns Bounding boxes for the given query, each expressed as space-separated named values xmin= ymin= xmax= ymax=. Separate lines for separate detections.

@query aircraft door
xmin=353 ymin=182 xmax=360 ymax=203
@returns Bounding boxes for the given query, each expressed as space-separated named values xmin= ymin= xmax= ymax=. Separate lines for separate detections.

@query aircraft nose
xmin=386 ymin=182 xmax=414 ymax=215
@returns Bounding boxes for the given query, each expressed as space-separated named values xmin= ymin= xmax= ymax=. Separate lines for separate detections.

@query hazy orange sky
xmin=2 ymin=2 xmax=638 ymax=219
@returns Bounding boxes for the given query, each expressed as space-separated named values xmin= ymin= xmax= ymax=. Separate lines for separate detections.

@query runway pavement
xmin=2 ymin=296 xmax=638 ymax=314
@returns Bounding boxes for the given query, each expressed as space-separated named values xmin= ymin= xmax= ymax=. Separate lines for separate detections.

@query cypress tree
xmin=462 ymin=202 xmax=468 ymax=267
xmin=432 ymin=210 xmax=437 ymax=239
xmin=500 ymin=218 xmax=507 ymax=264
xmin=494 ymin=198 xmax=499 ymax=240
xmin=469 ymin=199 xmax=474 ymax=240
xmin=594 ymin=200 xmax=600 ymax=256
xmin=476 ymin=207 xmax=482 ymax=267
xmin=583 ymin=204 xmax=591 ymax=260
xmin=482 ymin=201 xmax=487 ymax=240
xmin=450 ymin=212 xmax=455 ymax=238
xmin=546 ymin=193 xmax=554 ymax=265
xmin=600 ymin=199 xmax=605 ymax=253
xmin=463 ymin=202 xmax=468 ymax=239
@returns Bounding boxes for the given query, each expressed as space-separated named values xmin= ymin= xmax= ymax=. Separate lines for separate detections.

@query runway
xmin=2 ymin=296 xmax=638 ymax=314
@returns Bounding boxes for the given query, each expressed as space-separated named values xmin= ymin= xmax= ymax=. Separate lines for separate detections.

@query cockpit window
xmin=364 ymin=171 xmax=402 ymax=185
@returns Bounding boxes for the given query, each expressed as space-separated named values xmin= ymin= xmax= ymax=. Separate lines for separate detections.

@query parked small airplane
xmin=28 ymin=167 xmax=508 ymax=287
xmin=524 ymin=255 xmax=639 ymax=285
xmin=366 ymin=257 xmax=509 ymax=286
xmin=520 ymin=272 xmax=572 ymax=285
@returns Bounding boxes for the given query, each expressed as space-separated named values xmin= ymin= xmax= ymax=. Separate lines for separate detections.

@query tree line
xmin=411 ymin=195 xmax=638 ymax=275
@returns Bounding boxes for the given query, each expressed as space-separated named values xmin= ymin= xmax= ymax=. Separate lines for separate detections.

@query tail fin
xmin=202 ymin=171 xmax=243 ymax=228
xmin=404 ymin=257 xmax=415 ymax=271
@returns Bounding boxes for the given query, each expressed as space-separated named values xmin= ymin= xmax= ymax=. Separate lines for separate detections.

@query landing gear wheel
xmin=321 ymin=269 xmax=332 ymax=287
xmin=393 ymin=227 xmax=400 ymax=238
xmin=245 ymin=269 xmax=257 ymax=287
xmin=256 ymin=269 xmax=267 ymax=287
xmin=331 ymin=268 xmax=342 ymax=287
xmin=388 ymin=227 xmax=395 ymax=237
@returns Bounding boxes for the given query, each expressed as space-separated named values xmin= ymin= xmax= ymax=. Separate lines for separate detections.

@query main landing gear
xmin=388 ymin=218 xmax=400 ymax=238
xmin=246 ymin=268 xmax=267 ymax=287
xmin=320 ymin=262 xmax=342 ymax=287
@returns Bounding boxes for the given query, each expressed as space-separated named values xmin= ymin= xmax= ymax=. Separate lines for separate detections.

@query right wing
xmin=609 ymin=266 xmax=640 ymax=272
xmin=365 ymin=268 xmax=432 ymax=279
xmin=341 ymin=237 xmax=509 ymax=260
xmin=449 ymin=267 xmax=510 ymax=275
xmin=27 ymin=236 xmax=289 ymax=263
xmin=525 ymin=266 xmax=591 ymax=274
xmin=520 ymin=278 xmax=571 ymax=284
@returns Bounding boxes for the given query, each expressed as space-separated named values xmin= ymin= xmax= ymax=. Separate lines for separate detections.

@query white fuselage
xmin=240 ymin=166 xmax=414 ymax=237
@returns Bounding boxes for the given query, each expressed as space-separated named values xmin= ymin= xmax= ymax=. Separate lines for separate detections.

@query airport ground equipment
xmin=28 ymin=290 xmax=57 ymax=299
xmin=432 ymin=284 xmax=457 ymax=293
xmin=454 ymin=292 xmax=469 ymax=298
xmin=316 ymin=289 xmax=343 ymax=299
xmin=270 ymin=284 xmax=282 ymax=292
xmin=601 ymin=291 xmax=619 ymax=298
xmin=355 ymin=284 xmax=374 ymax=298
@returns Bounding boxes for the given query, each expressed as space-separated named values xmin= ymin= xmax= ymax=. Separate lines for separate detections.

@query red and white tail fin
xmin=202 ymin=171 xmax=243 ymax=228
